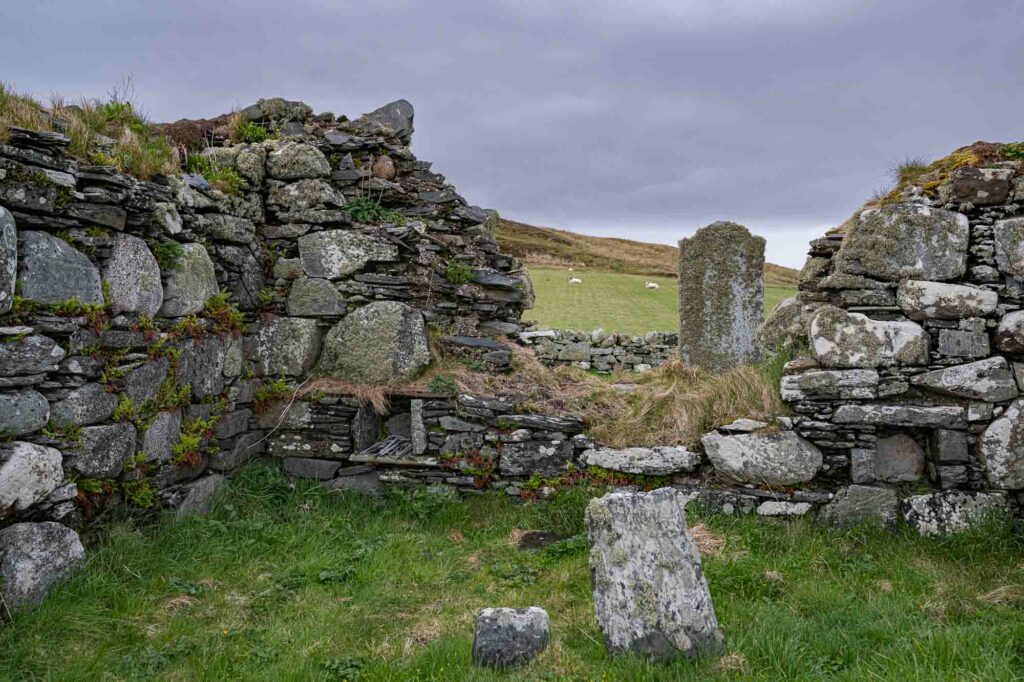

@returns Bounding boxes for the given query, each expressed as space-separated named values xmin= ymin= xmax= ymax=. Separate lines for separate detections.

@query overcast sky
xmin=4 ymin=0 xmax=1023 ymax=267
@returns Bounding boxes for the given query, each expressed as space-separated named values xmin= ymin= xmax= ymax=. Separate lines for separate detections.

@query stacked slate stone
xmin=518 ymin=327 xmax=677 ymax=372
xmin=769 ymin=162 xmax=1024 ymax=531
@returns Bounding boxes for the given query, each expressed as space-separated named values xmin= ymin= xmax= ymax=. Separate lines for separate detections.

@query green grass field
xmin=526 ymin=268 xmax=796 ymax=336
xmin=2 ymin=464 xmax=1022 ymax=681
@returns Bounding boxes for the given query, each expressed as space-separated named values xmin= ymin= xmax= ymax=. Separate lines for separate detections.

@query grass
xmin=498 ymin=219 xmax=799 ymax=286
xmin=1 ymin=463 xmax=1022 ymax=680
xmin=0 ymin=80 xmax=178 ymax=179
xmin=526 ymin=267 xmax=795 ymax=335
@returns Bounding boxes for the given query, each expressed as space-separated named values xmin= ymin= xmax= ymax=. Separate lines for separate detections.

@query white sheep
xmin=568 ymin=277 xmax=583 ymax=284
xmin=644 ymin=281 xmax=660 ymax=289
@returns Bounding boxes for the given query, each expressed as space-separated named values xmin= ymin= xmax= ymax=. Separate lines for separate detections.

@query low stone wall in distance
xmin=518 ymin=328 xmax=677 ymax=372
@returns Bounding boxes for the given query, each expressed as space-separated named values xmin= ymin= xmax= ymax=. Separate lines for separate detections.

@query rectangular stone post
xmin=678 ymin=221 xmax=764 ymax=371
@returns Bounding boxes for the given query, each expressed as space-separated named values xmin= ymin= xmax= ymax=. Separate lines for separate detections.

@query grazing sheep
xmin=569 ymin=277 xmax=583 ymax=284
xmin=645 ymin=281 xmax=660 ymax=289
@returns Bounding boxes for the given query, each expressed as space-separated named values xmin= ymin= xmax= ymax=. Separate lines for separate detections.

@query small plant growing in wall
xmin=254 ymin=376 xmax=293 ymax=414
xmin=202 ymin=290 xmax=245 ymax=336
xmin=153 ymin=240 xmax=184 ymax=271
xmin=445 ymin=261 xmax=475 ymax=285
xmin=183 ymin=154 xmax=245 ymax=195
xmin=428 ymin=374 xmax=458 ymax=396
xmin=231 ymin=118 xmax=268 ymax=144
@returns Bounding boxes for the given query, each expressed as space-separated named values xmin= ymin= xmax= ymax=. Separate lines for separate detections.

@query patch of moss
xmin=445 ymin=261 xmax=475 ymax=285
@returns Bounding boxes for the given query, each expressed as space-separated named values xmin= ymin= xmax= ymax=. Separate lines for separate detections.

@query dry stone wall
xmin=518 ymin=327 xmax=677 ymax=372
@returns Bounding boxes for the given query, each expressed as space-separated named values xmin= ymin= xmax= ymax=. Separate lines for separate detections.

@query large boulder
xmin=0 ymin=335 xmax=65 ymax=376
xmin=586 ymin=488 xmax=724 ymax=659
xmin=910 ymin=357 xmax=1018 ymax=402
xmin=251 ymin=316 xmax=322 ymax=377
xmin=0 ymin=206 xmax=15 ymax=314
xmin=102 ymin=233 xmax=163 ymax=316
xmin=17 ymin=230 xmax=103 ymax=305
xmin=901 ymin=491 xmax=1011 ymax=536
xmin=266 ymin=142 xmax=330 ymax=180
xmin=835 ymin=205 xmax=969 ymax=281
xmin=0 ymin=442 xmax=63 ymax=515
xmin=994 ymin=217 xmax=1024 ymax=278
xmin=297 ymin=230 xmax=399 ymax=280
xmin=158 ymin=243 xmax=218 ymax=317
xmin=0 ymin=389 xmax=48 ymax=436
xmin=471 ymin=607 xmax=549 ymax=669
xmin=579 ymin=446 xmax=701 ymax=476
xmin=896 ymin=280 xmax=997 ymax=320
xmin=62 ymin=424 xmax=137 ymax=478
xmin=818 ymin=485 xmax=899 ymax=529
xmin=314 ymin=301 xmax=430 ymax=383
xmin=49 ymin=382 xmax=118 ymax=426
xmin=809 ymin=306 xmax=929 ymax=368
xmin=701 ymin=430 xmax=822 ymax=485
xmin=978 ymin=398 xmax=1024 ymax=489
xmin=0 ymin=522 xmax=84 ymax=610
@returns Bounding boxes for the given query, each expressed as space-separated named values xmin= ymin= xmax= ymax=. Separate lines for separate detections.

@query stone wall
xmin=758 ymin=157 xmax=1024 ymax=526
xmin=0 ymin=97 xmax=534 ymax=529
xmin=518 ymin=327 xmax=677 ymax=372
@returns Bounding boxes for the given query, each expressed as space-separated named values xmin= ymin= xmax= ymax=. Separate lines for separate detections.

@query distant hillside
xmin=497 ymin=219 xmax=799 ymax=286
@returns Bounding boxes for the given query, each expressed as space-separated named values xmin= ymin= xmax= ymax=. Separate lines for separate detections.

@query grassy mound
xmin=1 ymin=464 xmax=1021 ymax=680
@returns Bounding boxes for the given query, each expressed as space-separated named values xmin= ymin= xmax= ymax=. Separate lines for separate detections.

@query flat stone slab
xmin=580 ymin=446 xmax=701 ymax=476
xmin=701 ymin=430 xmax=822 ymax=485
xmin=832 ymin=404 xmax=967 ymax=428
xmin=910 ymin=357 xmax=1018 ymax=403
xmin=586 ymin=488 xmax=724 ymax=659
xmin=472 ymin=607 xmax=549 ymax=669
xmin=781 ymin=369 xmax=879 ymax=401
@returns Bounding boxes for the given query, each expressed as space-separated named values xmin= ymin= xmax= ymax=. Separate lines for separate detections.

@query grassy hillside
xmin=498 ymin=219 xmax=799 ymax=286
xmin=526 ymin=268 xmax=795 ymax=335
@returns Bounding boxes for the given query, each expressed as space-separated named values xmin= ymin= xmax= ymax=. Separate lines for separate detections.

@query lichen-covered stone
xmin=123 ymin=358 xmax=171 ymax=405
xmin=17 ymin=230 xmax=103 ymax=305
xmin=780 ymin=369 xmax=879 ymax=401
xmin=818 ymin=485 xmax=898 ymax=529
xmin=832 ymin=404 xmax=966 ymax=428
xmin=677 ymin=222 xmax=764 ymax=371
xmin=357 ymin=99 xmax=415 ymax=142
xmin=174 ymin=338 xmax=230 ymax=399
xmin=994 ymin=217 xmax=1024 ymax=278
xmin=0 ymin=206 xmax=15 ymax=314
xmin=63 ymin=423 xmax=137 ymax=478
xmin=586 ymin=488 xmax=724 ymax=659
xmin=0 ymin=442 xmax=63 ymax=515
xmin=101 ymin=233 xmax=162 ymax=315
xmin=978 ymin=398 xmax=1024 ymax=489
xmin=499 ymin=440 xmax=575 ymax=477
xmin=993 ymin=310 xmax=1024 ymax=353
xmin=0 ymin=389 xmax=48 ymax=436
xmin=949 ymin=167 xmax=1013 ymax=206
xmin=286 ymin=277 xmax=345 ymax=317
xmin=901 ymin=491 xmax=1010 ymax=535
xmin=158 ymin=243 xmax=218 ymax=317
xmin=756 ymin=296 xmax=805 ymax=351
xmin=472 ymin=607 xmax=549 ymax=669
xmin=896 ymin=280 xmax=997 ymax=320
xmin=297 ymin=230 xmax=399 ymax=279
xmin=910 ymin=357 xmax=1018 ymax=402
xmin=701 ymin=431 xmax=821 ymax=485
xmin=809 ymin=306 xmax=929 ymax=368
xmin=579 ymin=446 xmax=701 ymax=476
xmin=266 ymin=141 xmax=330 ymax=180
xmin=835 ymin=205 xmax=969 ymax=281
xmin=252 ymin=316 xmax=322 ymax=377
xmin=0 ymin=521 xmax=84 ymax=610
xmin=267 ymin=179 xmax=345 ymax=222
xmin=140 ymin=410 xmax=182 ymax=465
xmin=314 ymin=301 xmax=429 ymax=383
xmin=0 ymin=335 xmax=65 ymax=376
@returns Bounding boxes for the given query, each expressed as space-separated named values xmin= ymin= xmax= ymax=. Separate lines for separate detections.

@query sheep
xmin=644 ymin=281 xmax=660 ymax=289
xmin=568 ymin=277 xmax=583 ymax=284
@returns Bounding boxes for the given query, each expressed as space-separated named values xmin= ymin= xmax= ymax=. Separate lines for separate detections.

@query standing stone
xmin=472 ymin=607 xmax=549 ymax=669
xmin=18 ymin=230 xmax=103 ymax=305
xmin=0 ymin=442 xmax=63 ymax=515
xmin=586 ymin=488 xmax=724 ymax=659
xmin=0 ymin=206 xmax=15 ymax=314
xmin=835 ymin=205 xmax=969 ymax=281
xmin=103 ymin=233 xmax=163 ymax=316
xmin=0 ymin=522 xmax=85 ymax=611
xmin=978 ymin=398 xmax=1024 ymax=489
xmin=158 ymin=243 xmax=218 ymax=317
xmin=314 ymin=301 xmax=430 ymax=383
xmin=678 ymin=222 xmax=764 ymax=371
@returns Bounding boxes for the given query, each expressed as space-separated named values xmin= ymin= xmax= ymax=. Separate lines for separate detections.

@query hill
xmin=497 ymin=218 xmax=799 ymax=286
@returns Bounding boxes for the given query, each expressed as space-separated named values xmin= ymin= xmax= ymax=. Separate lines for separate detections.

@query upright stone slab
xmin=678 ymin=222 xmax=764 ymax=371
xmin=586 ymin=488 xmax=724 ymax=659
xmin=0 ymin=206 xmax=15 ymax=314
